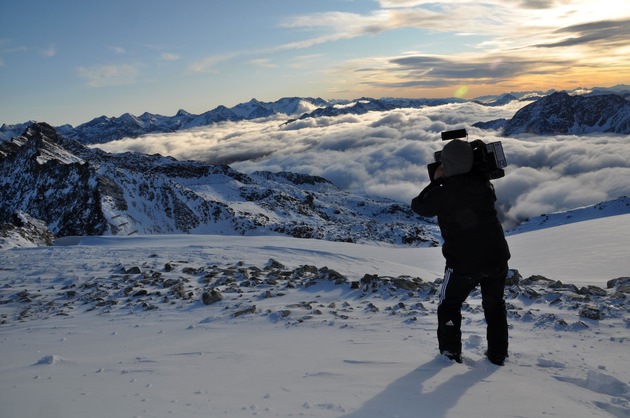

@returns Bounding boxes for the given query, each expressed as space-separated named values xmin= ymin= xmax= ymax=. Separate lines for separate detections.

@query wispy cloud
xmin=270 ymin=1 xmax=630 ymax=93
xmin=249 ymin=58 xmax=276 ymax=68
xmin=160 ymin=52 xmax=180 ymax=61
xmin=182 ymin=0 xmax=628 ymax=94
xmin=375 ymin=53 xmax=572 ymax=87
xmin=535 ymin=18 xmax=630 ymax=49
xmin=277 ymin=9 xmax=440 ymax=48
xmin=0 ymin=39 xmax=22 ymax=68
xmin=187 ymin=8 xmax=441 ymax=73
xmin=42 ymin=44 xmax=56 ymax=57
xmin=288 ymin=54 xmax=325 ymax=69
xmin=189 ymin=52 xmax=240 ymax=73
xmin=109 ymin=46 xmax=126 ymax=54
xmin=77 ymin=64 xmax=139 ymax=87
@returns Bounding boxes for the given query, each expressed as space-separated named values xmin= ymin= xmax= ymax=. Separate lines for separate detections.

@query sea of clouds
xmin=95 ymin=101 xmax=630 ymax=228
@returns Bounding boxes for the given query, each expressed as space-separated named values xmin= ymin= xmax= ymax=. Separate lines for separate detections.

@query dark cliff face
xmin=503 ymin=92 xmax=630 ymax=135
xmin=0 ymin=123 xmax=439 ymax=246
xmin=0 ymin=123 xmax=108 ymax=236
xmin=0 ymin=123 xmax=237 ymax=237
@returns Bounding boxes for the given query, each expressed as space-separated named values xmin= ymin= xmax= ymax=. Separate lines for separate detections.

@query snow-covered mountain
xmin=283 ymin=97 xmax=467 ymax=124
xmin=506 ymin=196 xmax=630 ymax=234
xmin=0 ymin=122 xmax=439 ymax=248
xmin=0 ymin=97 xmax=468 ymax=145
xmin=64 ymin=97 xmax=331 ymax=144
xmin=0 ymin=96 xmax=517 ymax=145
xmin=0 ymin=97 xmax=330 ymax=144
xmin=0 ymin=120 xmax=36 ymax=142
xmin=503 ymin=92 xmax=630 ymax=135
xmin=582 ymin=84 xmax=630 ymax=99
xmin=472 ymin=93 xmax=520 ymax=107
xmin=3 ymin=86 xmax=629 ymax=145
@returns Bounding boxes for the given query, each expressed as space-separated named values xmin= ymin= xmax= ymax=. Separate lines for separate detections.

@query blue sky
xmin=1 ymin=0 xmax=629 ymax=126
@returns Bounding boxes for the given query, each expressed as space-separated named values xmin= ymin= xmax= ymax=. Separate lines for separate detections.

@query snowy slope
xmin=0 ymin=123 xmax=439 ymax=246
xmin=1 ymin=214 xmax=629 ymax=418
xmin=507 ymin=196 xmax=630 ymax=234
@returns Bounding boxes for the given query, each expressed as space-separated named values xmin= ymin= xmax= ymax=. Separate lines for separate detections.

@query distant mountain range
xmin=503 ymin=92 xmax=630 ymax=135
xmin=1 ymin=97 xmax=471 ymax=145
xmin=474 ymin=92 xmax=630 ymax=135
xmin=2 ymin=85 xmax=629 ymax=144
xmin=0 ymin=123 xmax=440 ymax=248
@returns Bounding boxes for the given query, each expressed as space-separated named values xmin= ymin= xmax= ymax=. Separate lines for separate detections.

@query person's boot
xmin=441 ymin=350 xmax=463 ymax=364
xmin=486 ymin=352 xmax=506 ymax=366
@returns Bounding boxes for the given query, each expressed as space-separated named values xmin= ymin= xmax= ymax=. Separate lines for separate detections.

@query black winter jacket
xmin=411 ymin=173 xmax=510 ymax=274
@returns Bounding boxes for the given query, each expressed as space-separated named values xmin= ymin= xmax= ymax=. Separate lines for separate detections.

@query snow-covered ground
xmin=1 ymin=213 xmax=629 ymax=418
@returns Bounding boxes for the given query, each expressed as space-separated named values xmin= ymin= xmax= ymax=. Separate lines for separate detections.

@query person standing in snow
xmin=411 ymin=139 xmax=511 ymax=366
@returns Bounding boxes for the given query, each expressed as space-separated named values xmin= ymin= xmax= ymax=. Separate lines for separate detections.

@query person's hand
xmin=434 ymin=164 xmax=444 ymax=179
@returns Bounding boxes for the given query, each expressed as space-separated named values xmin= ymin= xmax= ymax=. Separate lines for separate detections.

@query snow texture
xmin=0 ymin=123 xmax=438 ymax=245
xmin=1 ymin=213 xmax=629 ymax=418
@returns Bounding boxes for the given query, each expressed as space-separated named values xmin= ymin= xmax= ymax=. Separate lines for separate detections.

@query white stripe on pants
xmin=439 ymin=267 xmax=454 ymax=305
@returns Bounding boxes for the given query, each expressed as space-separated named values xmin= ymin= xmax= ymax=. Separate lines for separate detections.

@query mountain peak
xmin=4 ymin=88 xmax=629 ymax=145
xmin=0 ymin=125 xmax=440 ymax=245
xmin=503 ymin=92 xmax=630 ymax=135
xmin=24 ymin=121 xmax=58 ymax=139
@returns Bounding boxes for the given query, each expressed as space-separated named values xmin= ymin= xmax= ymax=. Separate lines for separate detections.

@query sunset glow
xmin=1 ymin=0 xmax=629 ymax=125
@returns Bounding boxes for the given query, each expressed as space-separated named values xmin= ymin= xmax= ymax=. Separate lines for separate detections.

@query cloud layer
xmin=95 ymin=101 xmax=630 ymax=228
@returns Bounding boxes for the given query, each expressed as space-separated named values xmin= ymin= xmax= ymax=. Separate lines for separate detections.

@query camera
xmin=427 ymin=129 xmax=507 ymax=181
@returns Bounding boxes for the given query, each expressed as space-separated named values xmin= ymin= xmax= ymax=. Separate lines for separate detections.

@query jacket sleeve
xmin=411 ymin=180 xmax=443 ymax=217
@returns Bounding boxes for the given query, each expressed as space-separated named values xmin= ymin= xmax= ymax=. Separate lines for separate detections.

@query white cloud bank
xmin=95 ymin=101 xmax=630 ymax=228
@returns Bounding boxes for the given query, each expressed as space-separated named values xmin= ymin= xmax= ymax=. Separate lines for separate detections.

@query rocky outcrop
xmin=0 ymin=123 xmax=108 ymax=237
xmin=0 ymin=123 xmax=439 ymax=246
xmin=1 ymin=252 xmax=627 ymax=329
xmin=0 ymin=212 xmax=54 ymax=249
xmin=503 ymin=92 xmax=630 ymax=135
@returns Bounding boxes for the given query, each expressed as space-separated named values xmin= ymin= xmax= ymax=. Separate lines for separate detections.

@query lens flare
xmin=454 ymin=86 xmax=469 ymax=98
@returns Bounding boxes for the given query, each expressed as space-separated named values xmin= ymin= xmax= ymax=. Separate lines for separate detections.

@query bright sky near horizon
xmin=1 ymin=0 xmax=629 ymax=126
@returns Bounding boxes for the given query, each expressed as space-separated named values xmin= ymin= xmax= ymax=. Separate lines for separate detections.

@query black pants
xmin=437 ymin=265 xmax=508 ymax=358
